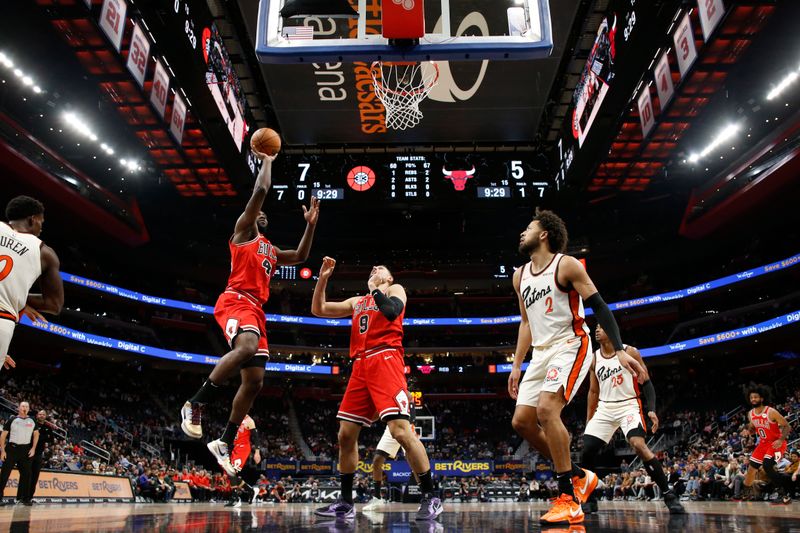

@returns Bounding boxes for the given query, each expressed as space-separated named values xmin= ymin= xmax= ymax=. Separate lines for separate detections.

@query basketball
xmin=250 ymin=128 xmax=281 ymax=156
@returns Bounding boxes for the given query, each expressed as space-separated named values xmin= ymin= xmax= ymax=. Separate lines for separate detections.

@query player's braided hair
xmin=533 ymin=208 xmax=569 ymax=254
xmin=5 ymin=195 xmax=44 ymax=221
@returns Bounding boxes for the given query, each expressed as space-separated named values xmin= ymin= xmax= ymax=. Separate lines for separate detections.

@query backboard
xmin=256 ymin=0 xmax=553 ymax=63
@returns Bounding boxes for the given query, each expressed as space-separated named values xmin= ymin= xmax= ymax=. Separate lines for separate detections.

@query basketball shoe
xmin=180 ymin=401 xmax=203 ymax=439
xmin=571 ymin=468 xmax=598 ymax=503
xmin=207 ymin=439 xmax=237 ymax=476
xmin=540 ymin=494 xmax=584 ymax=526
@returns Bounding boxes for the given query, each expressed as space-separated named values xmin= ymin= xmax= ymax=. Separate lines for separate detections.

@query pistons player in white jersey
xmin=582 ymin=325 xmax=684 ymax=514
xmin=508 ymin=209 xmax=645 ymax=526
xmin=743 ymin=386 xmax=792 ymax=504
xmin=0 ymin=196 xmax=64 ymax=370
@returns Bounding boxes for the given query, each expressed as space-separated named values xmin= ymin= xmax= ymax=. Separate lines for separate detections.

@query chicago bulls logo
xmin=443 ymin=165 xmax=476 ymax=191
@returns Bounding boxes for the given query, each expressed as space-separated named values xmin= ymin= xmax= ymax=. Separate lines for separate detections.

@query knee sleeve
xmin=581 ymin=434 xmax=606 ymax=469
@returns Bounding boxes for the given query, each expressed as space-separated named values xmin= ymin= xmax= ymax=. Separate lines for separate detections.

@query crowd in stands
xmin=0 ymin=355 xmax=795 ymax=504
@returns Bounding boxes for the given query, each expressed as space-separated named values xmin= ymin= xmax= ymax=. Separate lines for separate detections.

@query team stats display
xmin=269 ymin=154 xmax=551 ymax=204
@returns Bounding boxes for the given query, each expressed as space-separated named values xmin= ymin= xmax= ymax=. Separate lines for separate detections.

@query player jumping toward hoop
xmin=581 ymin=325 xmax=684 ymax=514
xmin=311 ymin=257 xmax=442 ymax=521
xmin=508 ymin=209 xmax=645 ymax=526
xmin=180 ymin=151 xmax=320 ymax=476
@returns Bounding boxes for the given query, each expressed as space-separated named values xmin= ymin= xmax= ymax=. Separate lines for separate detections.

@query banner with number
xmin=673 ymin=13 xmax=698 ymax=79
xmin=170 ymin=92 xmax=187 ymax=144
xmin=150 ymin=60 xmax=170 ymax=119
xmin=637 ymin=87 xmax=655 ymax=138
xmin=126 ymin=23 xmax=150 ymax=88
xmin=99 ymin=0 xmax=127 ymax=51
xmin=698 ymin=0 xmax=725 ymax=42
xmin=654 ymin=52 xmax=675 ymax=110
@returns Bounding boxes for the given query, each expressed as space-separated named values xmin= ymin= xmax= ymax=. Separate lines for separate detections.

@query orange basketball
xmin=250 ymin=127 xmax=281 ymax=156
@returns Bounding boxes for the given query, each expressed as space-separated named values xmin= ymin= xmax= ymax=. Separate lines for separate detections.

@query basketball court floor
xmin=0 ymin=502 xmax=796 ymax=532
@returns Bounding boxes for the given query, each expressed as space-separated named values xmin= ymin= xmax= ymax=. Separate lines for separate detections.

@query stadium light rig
xmin=0 ymin=51 xmax=42 ymax=94
xmin=686 ymin=123 xmax=740 ymax=164
xmin=767 ymin=70 xmax=799 ymax=101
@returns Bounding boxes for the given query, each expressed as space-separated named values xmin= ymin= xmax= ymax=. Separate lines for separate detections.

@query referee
xmin=27 ymin=410 xmax=53 ymax=501
xmin=0 ymin=401 xmax=39 ymax=506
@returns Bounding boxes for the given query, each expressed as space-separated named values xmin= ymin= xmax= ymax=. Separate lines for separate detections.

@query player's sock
xmin=571 ymin=464 xmax=586 ymax=479
xmin=221 ymin=421 xmax=239 ymax=448
xmin=189 ymin=379 xmax=220 ymax=404
xmin=418 ymin=470 xmax=434 ymax=495
xmin=373 ymin=480 xmax=382 ymax=498
xmin=341 ymin=473 xmax=355 ymax=504
xmin=643 ymin=457 xmax=669 ymax=493
xmin=556 ymin=471 xmax=573 ymax=497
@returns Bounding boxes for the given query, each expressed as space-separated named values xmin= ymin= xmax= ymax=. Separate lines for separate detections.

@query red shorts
xmin=230 ymin=444 xmax=251 ymax=471
xmin=750 ymin=439 xmax=787 ymax=465
xmin=337 ymin=347 xmax=410 ymax=427
xmin=214 ymin=291 xmax=270 ymax=364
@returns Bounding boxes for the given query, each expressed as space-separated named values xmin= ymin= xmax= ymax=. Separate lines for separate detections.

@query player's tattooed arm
xmin=771 ymin=409 xmax=791 ymax=447
xmin=508 ymin=267 xmax=531 ymax=400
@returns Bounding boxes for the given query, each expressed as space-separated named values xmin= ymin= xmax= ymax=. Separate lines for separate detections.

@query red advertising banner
xmin=170 ymin=92 xmax=187 ymax=144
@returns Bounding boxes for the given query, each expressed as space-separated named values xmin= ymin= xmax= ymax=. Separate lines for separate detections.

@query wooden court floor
xmin=0 ymin=501 xmax=797 ymax=532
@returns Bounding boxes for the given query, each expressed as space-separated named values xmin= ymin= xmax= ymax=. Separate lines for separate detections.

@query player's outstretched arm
xmin=276 ymin=197 xmax=320 ymax=265
xmin=233 ymin=152 xmax=275 ymax=243
xmin=508 ymin=267 xmax=531 ymax=400
xmin=311 ymin=257 xmax=357 ymax=318
xmin=25 ymin=245 xmax=63 ymax=315
xmin=626 ymin=346 xmax=657 ymax=431
xmin=558 ymin=256 xmax=645 ymax=381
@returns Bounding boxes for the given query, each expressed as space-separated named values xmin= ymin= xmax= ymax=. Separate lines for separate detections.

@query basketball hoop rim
xmin=371 ymin=60 xmax=440 ymax=97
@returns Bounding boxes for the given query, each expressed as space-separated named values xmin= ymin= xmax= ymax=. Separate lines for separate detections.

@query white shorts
xmin=375 ymin=425 xmax=401 ymax=460
xmin=584 ymin=399 xmax=647 ymax=443
xmin=516 ymin=335 xmax=591 ymax=408
xmin=0 ymin=319 xmax=14 ymax=369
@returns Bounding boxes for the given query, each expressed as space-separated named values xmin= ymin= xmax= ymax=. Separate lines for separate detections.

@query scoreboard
xmin=269 ymin=154 xmax=551 ymax=204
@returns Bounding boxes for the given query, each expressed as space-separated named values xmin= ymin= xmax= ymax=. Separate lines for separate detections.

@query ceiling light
xmin=767 ymin=71 xmax=799 ymax=100
xmin=22 ymin=75 xmax=33 ymax=86
xmin=32 ymin=86 xmax=41 ymax=93
xmin=686 ymin=123 xmax=740 ymax=164
xmin=13 ymin=68 xmax=22 ymax=77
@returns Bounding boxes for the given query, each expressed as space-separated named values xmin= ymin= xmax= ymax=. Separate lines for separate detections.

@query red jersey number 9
xmin=358 ymin=315 xmax=369 ymax=334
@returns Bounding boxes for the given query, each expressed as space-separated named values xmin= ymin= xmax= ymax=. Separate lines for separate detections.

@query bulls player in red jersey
xmin=310 ymin=257 xmax=442 ymax=521
xmin=180 ymin=150 xmax=320 ymax=475
xmin=224 ymin=415 xmax=262 ymax=507
xmin=743 ymin=386 xmax=793 ymax=504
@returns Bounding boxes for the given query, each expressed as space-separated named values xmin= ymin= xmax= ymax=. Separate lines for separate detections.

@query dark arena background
xmin=1 ymin=0 xmax=799 ymax=531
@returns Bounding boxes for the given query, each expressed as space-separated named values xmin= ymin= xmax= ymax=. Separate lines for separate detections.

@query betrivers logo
xmin=424 ymin=13 xmax=489 ymax=103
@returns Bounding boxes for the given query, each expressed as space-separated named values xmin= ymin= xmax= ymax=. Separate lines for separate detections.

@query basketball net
xmin=371 ymin=61 xmax=440 ymax=130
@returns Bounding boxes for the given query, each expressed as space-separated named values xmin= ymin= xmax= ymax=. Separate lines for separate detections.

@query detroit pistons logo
xmin=393 ymin=0 xmax=415 ymax=11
